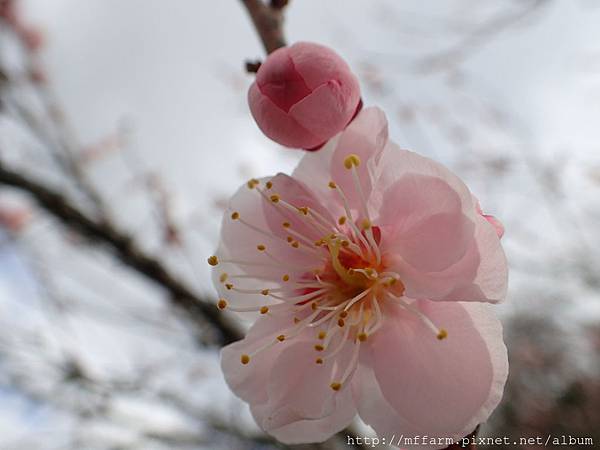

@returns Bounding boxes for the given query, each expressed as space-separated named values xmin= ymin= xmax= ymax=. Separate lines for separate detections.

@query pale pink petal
xmin=262 ymin=173 xmax=336 ymax=243
xmin=474 ymin=198 xmax=505 ymax=239
xmin=393 ymin=214 xmax=508 ymax=303
xmin=221 ymin=313 xmax=295 ymax=405
xmin=252 ymin=340 xmax=357 ymax=444
xmin=378 ymin=174 xmax=474 ymax=272
xmin=365 ymin=301 xmax=507 ymax=442
xmin=250 ymin=391 xmax=356 ymax=445
xmin=371 ymin=144 xmax=474 ymax=217
xmin=483 ymin=214 xmax=504 ymax=239
xmin=354 ymin=362 xmax=443 ymax=450
xmin=293 ymin=107 xmax=388 ymax=215
xmin=212 ymin=178 xmax=317 ymax=306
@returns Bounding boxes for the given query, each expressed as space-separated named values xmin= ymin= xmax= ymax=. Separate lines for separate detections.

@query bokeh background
xmin=1 ymin=0 xmax=599 ymax=448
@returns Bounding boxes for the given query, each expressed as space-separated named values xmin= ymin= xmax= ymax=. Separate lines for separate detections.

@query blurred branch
xmin=416 ymin=0 xmax=547 ymax=73
xmin=239 ymin=0 xmax=287 ymax=54
xmin=0 ymin=160 xmax=242 ymax=345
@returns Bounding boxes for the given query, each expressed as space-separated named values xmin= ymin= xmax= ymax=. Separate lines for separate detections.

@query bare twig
xmin=239 ymin=0 xmax=287 ymax=54
xmin=0 ymin=160 xmax=242 ymax=346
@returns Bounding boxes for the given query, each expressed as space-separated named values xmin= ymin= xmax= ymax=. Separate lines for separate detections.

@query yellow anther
xmin=341 ymin=240 xmax=350 ymax=247
xmin=329 ymin=233 xmax=337 ymax=239
xmin=225 ymin=283 xmax=233 ymax=290
xmin=311 ymin=302 xmax=318 ymax=311
xmin=293 ymin=317 xmax=300 ymax=324
xmin=314 ymin=239 xmax=325 ymax=247
xmin=358 ymin=332 xmax=368 ymax=342
xmin=282 ymin=274 xmax=290 ymax=282
xmin=338 ymin=216 xmax=347 ymax=225
xmin=231 ymin=211 xmax=240 ymax=220
xmin=298 ymin=206 xmax=309 ymax=215
xmin=261 ymin=289 xmax=269 ymax=296
xmin=291 ymin=241 xmax=299 ymax=248
xmin=328 ymin=181 xmax=337 ymax=189
xmin=338 ymin=318 xmax=345 ymax=327
xmin=277 ymin=334 xmax=286 ymax=342
xmin=364 ymin=268 xmax=374 ymax=277
xmin=330 ymin=382 xmax=342 ymax=391
xmin=286 ymin=236 xmax=294 ymax=243
xmin=260 ymin=306 xmax=269 ymax=314
xmin=315 ymin=358 xmax=324 ymax=364
xmin=343 ymin=154 xmax=361 ymax=169
xmin=282 ymin=222 xmax=291 ymax=228
xmin=257 ymin=244 xmax=266 ymax=251
xmin=270 ymin=194 xmax=280 ymax=203
xmin=219 ymin=273 xmax=228 ymax=283
xmin=317 ymin=331 xmax=327 ymax=340
xmin=240 ymin=354 xmax=250 ymax=365
xmin=339 ymin=311 xmax=348 ymax=318
xmin=361 ymin=218 xmax=372 ymax=230
xmin=437 ymin=329 xmax=448 ymax=340
xmin=266 ymin=181 xmax=273 ymax=189
xmin=217 ymin=299 xmax=228 ymax=310
xmin=247 ymin=178 xmax=260 ymax=189
xmin=314 ymin=344 xmax=325 ymax=352
xmin=207 ymin=255 xmax=219 ymax=266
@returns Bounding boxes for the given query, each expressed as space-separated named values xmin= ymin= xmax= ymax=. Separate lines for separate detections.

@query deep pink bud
xmin=248 ymin=42 xmax=361 ymax=150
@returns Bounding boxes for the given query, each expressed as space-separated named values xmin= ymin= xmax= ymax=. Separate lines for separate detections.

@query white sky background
xmin=1 ymin=0 xmax=600 ymax=448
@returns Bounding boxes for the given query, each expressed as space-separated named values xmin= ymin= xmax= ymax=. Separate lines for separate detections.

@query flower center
xmin=209 ymin=154 xmax=447 ymax=392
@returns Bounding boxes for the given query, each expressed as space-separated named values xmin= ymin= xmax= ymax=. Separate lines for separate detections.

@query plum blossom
xmin=209 ymin=107 xmax=508 ymax=447
xmin=248 ymin=42 xmax=361 ymax=150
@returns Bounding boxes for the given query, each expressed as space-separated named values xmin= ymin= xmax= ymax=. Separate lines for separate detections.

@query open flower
xmin=210 ymin=107 xmax=508 ymax=448
xmin=248 ymin=42 xmax=361 ymax=150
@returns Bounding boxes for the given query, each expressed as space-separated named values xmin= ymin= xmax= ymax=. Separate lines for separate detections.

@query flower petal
xmin=365 ymin=301 xmax=507 ymax=443
xmin=263 ymin=173 xmax=336 ymax=243
xmin=378 ymin=173 xmax=474 ymax=272
xmin=252 ymin=339 xmax=357 ymax=444
xmin=221 ymin=313 xmax=295 ymax=405
xmin=289 ymin=79 xmax=359 ymax=142
xmin=293 ymin=107 xmax=388 ymax=216
xmin=396 ymin=214 xmax=508 ymax=303
xmin=248 ymin=82 xmax=321 ymax=148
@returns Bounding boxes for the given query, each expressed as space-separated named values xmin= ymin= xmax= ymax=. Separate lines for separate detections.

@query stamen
xmin=217 ymin=299 xmax=227 ymax=310
xmin=231 ymin=211 xmax=240 ymax=220
xmin=388 ymin=294 xmax=448 ymax=340
xmin=207 ymin=255 xmax=219 ymax=266
xmin=330 ymin=382 xmax=342 ymax=391
xmin=269 ymin=288 xmax=329 ymax=303
xmin=241 ymin=354 xmax=250 ymax=364
xmin=339 ymin=339 xmax=361 ymax=385
xmin=343 ymin=154 xmax=361 ymax=169
xmin=324 ymin=322 xmax=352 ymax=360
xmin=247 ymin=178 xmax=260 ymax=189
xmin=344 ymin=287 xmax=373 ymax=311
xmin=219 ymin=273 xmax=228 ymax=283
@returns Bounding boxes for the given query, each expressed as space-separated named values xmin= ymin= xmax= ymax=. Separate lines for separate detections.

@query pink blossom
xmin=248 ymin=42 xmax=361 ymax=150
xmin=210 ymin=107 xmax=508 ymax=447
